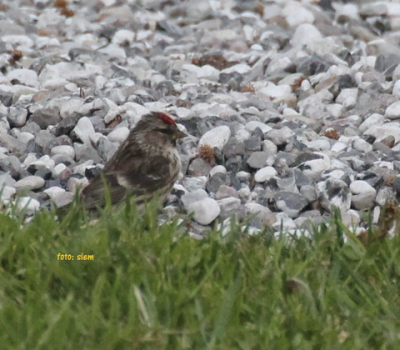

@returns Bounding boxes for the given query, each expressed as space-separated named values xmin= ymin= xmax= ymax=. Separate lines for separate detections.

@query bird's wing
xmin=81 ymin=173 xmax=127 ymax=209
xmin=81 ymin=154 xmax=172 ymax=209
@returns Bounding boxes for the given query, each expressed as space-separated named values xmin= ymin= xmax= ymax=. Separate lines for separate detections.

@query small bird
xmin=79 ymin=111 xmax=186 ymax=211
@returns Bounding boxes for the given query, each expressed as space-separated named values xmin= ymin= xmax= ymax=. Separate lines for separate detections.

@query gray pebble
xmin=247 ymin=151 xmax=269 ymax=169
xmin=217 ymin=197 xmax=241 ymax=219
xmin=8 ymin=107 xmax=27 ymax=127
xmin=188 ymin=158 xmax=212 ymax=176
xmin=274 ymin=191 xmax=308 ymax=218
xmin=15 ymin=176 xmax=45 ymax=192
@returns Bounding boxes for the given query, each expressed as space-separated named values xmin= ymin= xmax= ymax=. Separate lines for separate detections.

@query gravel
xmin=1 ymin=0 xmax=400 ymax=236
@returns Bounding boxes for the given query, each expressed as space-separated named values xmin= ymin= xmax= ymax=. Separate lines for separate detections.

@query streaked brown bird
xmin=79 ymin=111 xmax=186 ymax=211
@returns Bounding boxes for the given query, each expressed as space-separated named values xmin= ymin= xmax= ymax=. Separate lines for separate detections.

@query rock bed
xmin=1 ymin=0 xmax=400 ymax=235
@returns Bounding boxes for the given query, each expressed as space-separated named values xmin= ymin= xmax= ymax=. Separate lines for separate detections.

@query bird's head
xmin=133 ymin=111 xmax=186 ymax=148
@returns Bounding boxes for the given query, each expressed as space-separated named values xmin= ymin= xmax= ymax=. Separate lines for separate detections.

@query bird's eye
xmin=157 ymin=128 xmax=173 ymax=135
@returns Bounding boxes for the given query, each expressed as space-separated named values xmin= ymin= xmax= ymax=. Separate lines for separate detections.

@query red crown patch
xmin=156 ymin=112 xmax=175 ymax=125
xmin=157 ymin=112 xmax=175 ymax=124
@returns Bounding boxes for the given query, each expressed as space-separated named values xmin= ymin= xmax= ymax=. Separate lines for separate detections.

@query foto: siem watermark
xmin=57 ymin=253 xmax=94 ymax=261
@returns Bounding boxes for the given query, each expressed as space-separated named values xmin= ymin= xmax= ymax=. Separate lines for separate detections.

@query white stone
xmin=136 ymin=30 xmax=153 ymax=41
xmin=342 ymin=96 xmax=357 ymax=110
xmin=182 ymin=176 xmax=207 ymax=192
xmin=74 ymin=33 xmax=99 ymax=48
xmin=1 ymin=35 xmax=33 ymax=48
xmin=308 ymin=37 xmax=342 ymax=56
xmin=291 ymin=23 xmax=323 ymax=47
xmin=335 ymin=3 xmax=359 ymax=21
xmin=351 ymin=138 xmax=373 ymax=153
xmin=245 ymin=202 xmax=274 ymax=225
xmin=331 ymin=141 xmax=347 ymax=153
xmin=36 ymin=8 xmax=65 ymax=30
xmin=272 ymin=215 xmax=296 ymax=232
xmin=209 ymin=165 xmax=227 ymax=177
xmin=182 ymin=64 xmax=219 ymax=81
xmin=0 ymin=186 xmax=16 ymax=204
xmin=282 ymin=2 xmax=314 ymax=27
xmin=235 ymin=128 xmax=251 ymax=142
xmin=191 ymin=103 xmax=235 ymax=119
xmin=95 ymin=75 xmax=107 ymax=90
xmin=305 ymin=140 xmax=331 ymax=152
xmin=107 ymin=127 xmax=130 ymax=143
xmin=212 ymin=29 xmax=237 ymax=41
xmin=67 ymin=177 xmax=89 ymax=194
xmin=354 ymin=71 xmax=364 ymax=85
xmin=243 ymin=25 xmax=254 ymax=42
xmin=72 ymin=117 xmax=95 ymax=144
xmin=105 ymin=102 xmax=150 ymax=125
xmin=112 ymin=29 xmax=135 ymax=45
xmin=258 ymin=83 xmax=292 ymax=100
xmin=101 ymin=0 xmax=117 ymax=6
xmin=99 ymin=44 xmax=126 ymax=60
xmin=23 ymin=154 xmax=37 ymax=167
xmin=359 ymin=113 xmax=384 ymax=132
xmin=181 ymin=189 xmax=208 ymax=210
xmin=187 ymin=198 xmax=221 ymax=225
xmin=324 ymin=169 xmax=348 ymax=181
xmin=393 ymin=80 xmax=400 ymax=97
xmin=385 ymin=101 xmax=400 ymax=119
xmin=51 ymin=145 xmax=75 ymax=159
xmin=41 ymin=77 xmax=69 ymax=90
xmin=221 ymin=64 xmax=251 ymax=75
xmin=376 ymin=186 xmax=396 ymax=206
xmin=173 ymin=183 xmax=188 ymax=196
xmin=245 ymin=121 xmax=272 ymax=134
xmin=302 ymin=154 xmax=330 ymax=180
xmin=186 ymin=0 xmax=212 ymax=20
xmin=17 ymin=132 xmax=34 ymax=144
xmin=262 ymin=140 xmax=278 ymax=154
xmin=218 ymin=195 xmax=241 ymax=213
xmin=298 ymin=89 xmax=334 ymax=117
xmin=326 ymin=104 xmax=343 ymax=118
xmin=89 ymin=133 xmax=103 ymax=146
xmin=175 ymin=107 xmax=191 ymax=119
xmin=282 ymin=107 xmax=300 ymax=116
xmin=17 ymin=197 xmax=40 ymax=215
xmin=254 ymin=166 xmax=277 ymax=183
xmin=72 ymin=160 xmax=94 ymax=177
xmin=36 ymin=36 xmax=60 ymax=49
xmin=54 ymin=163 xmax=66 ymax=175
xmin=336 ymin=88 xmax=358 ymax=104
xmin=199 ymin=126 xmax=231 ymax=150
xmin=15 ymin=176 xmax=45 ymax=191
xmin=44 ymin=186 xmax=65 ymax=200
xmin=238 ymin=186 xmax=251 ymax=200
xmin=317 ymin=178 xmax=351 ymax=212
xmin=350 ymin=180 xmax=376 ymax=195
xmin=341 ymin=209 xmax=360 ymax=227
xmin=266 ymin=126 xmax=295 ymax=145
xmin=301 ymin=79 xmax=312 ymax=91
xmin=266 ymin=57 xmax=292 ymax=76
xmin=373 ymin=206 xmax=380 ymax=225
xmin=38 ymin=155 xmax=55 ymax=168
xmin=60 ymin=99 xmax=84 ymax=119
xmin=350 ymin=180 xmax=376 ymax=210
xmin=7 ymin=69 xmax=38 ymax=88
xmin=387 ymin=3 xmax=400 ymax=16
xmin=365 ymin=122 xmax=400 ymax=143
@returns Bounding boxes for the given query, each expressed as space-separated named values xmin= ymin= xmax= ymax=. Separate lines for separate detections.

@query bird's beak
xmin=174 ymin=129 xmax=187 ymax=140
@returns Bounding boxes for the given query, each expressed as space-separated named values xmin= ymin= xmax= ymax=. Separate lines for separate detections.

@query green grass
xmin=1 ymin=201 xmax=400 ymax=349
